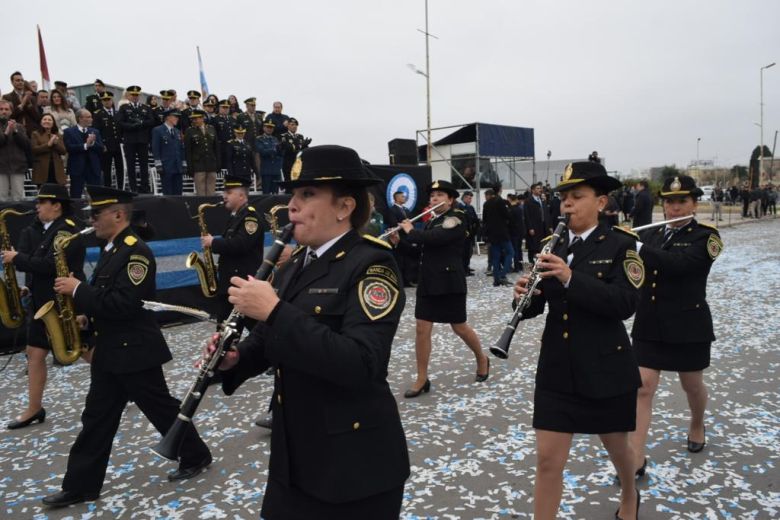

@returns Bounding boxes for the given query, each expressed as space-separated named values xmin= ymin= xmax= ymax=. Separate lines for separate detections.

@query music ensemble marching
xmin=0 ymin=148 xmax=721 ymax=519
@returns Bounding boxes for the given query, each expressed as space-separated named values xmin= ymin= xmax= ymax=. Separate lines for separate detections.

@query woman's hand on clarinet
xmin=536 ymin=253 xmax=572 ymax=284
xmin=228 ymin=275 xmax=279 ymax=321
xmin=514 ymin=275 xmax=541 ymax=299
xmin=199 ymin=333 xmax=240 ymax=371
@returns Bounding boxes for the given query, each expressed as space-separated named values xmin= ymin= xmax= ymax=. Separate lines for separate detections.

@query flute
xmin=378 ymin=201 xmax=446 ymax=241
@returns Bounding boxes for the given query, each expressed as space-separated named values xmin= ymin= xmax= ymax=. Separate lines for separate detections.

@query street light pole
xmin=424 ymin=0 xmax=432 ymax=165
xmin=760 ymin=62 xmax=776 ymax=184
xmin=696 ymin=137 xmax=701 ymax=164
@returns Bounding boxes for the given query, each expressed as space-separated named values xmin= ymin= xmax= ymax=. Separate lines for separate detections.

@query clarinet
xmin=490 ymin=216 xmax=569 ymax=359
xmin=153 ymin=223 xmax=295 ymax=461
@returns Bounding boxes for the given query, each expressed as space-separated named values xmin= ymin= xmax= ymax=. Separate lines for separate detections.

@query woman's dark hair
xmin=39 ymin=113 xmax=59 ymax=134
xmin=147 ymin=95 xmax=159 ymax=107
xmin=331 ymin=184 xmax=371 ymax=230
xmin=206 ymin=94 xmax=219 ymax=106
xmin=50 ymin=90 xmax=69 ymax=110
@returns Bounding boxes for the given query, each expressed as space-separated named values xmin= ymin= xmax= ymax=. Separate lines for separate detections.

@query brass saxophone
xmin=0 ymin=208 xmax=34 ymax=329
xmin=34 ymin=227 xmax=95 ymax=365
xmin=186 ymin=202 xmax=221 ymax=298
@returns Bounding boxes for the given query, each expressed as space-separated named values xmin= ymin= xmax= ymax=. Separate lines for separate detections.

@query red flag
xmin=37 ymin=25 xmax=50 ymax=91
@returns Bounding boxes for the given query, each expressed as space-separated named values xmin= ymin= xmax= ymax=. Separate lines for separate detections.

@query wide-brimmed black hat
xmin=126 ymin=85 xmax=142 ymax=95
xmin=187 ymin=90 xmax=201 ymax=99
xmin=554 ymin=162 xmax=622 ymax=193
xmin=99 ymin=91 xmax=114 ymax=100
xmin=84 ymin=185 xmax=137 ymax=210
xmin=223 ymin=174 xmax=251 ymax=189
xmin=159 ymin=89 xmax=175 ymax=100
xmin=37 ymin=183 xmax=70 ymax=202
xmin=426 ymin=179 xmax=459 ymax=199
xmin=278 ymin=145 xmax=381 ymax=189
xmin=660 ymin=175 xmax=703 ymax=198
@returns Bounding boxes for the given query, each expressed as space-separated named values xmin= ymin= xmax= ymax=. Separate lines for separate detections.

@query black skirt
xmin=261 ymin=478 xmax=404 ymax=520
xmin=634 ymin=339 xmax=711 ymax=372
xmin=26 ymin=320 xmax=51 ymax=350
xmin=533 ymin=387 xmax=637 ymax=434
xmin=414 ymin=293 xmax=466 ymax=324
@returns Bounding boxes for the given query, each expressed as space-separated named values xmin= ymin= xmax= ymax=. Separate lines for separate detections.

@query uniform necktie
xmin=304 ymin=249 xmax=318 ymax=267
xmin=663 ymin=228 xmax=676 ymax=243
xmin=567 ymin=235 xmax=582 ymax=255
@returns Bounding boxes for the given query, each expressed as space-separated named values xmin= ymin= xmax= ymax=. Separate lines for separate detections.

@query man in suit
xmin=630 ymin=179 xmax=653 ymax=227
xmin=84 ymin=79 xmax=107 ymax=114
xmin=482 ymin=184 xmax=514 ymax=286
xmin=523 ymin=182 xmax=551 ymax=264
xmin=42 ymin=186 xmax=212 ymax=508
xmin=116 ymin=85 xmax=155 ymax=193
xmin=151 ymin=109 xmax=185 ymax=195
xmin=2 ymin=71 xmax=41 ymax=134
xmin=92 ymin=92 xmax=123 ymax=188
xmin=263 ymin=100 xmax=288 ymax=138
xmin=459 ymin=191 xmax=479 ymax=274
xmin=63 ymin=110 xmax=104 ymax=198
xmin=508 ymin=193 xmax=526 ymax=272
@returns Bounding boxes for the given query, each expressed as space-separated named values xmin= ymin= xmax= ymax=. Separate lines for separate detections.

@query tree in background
xmin=731 ymin=165 xmax=748 ymax=184
xmin=660 ymin=165 xmax=683 ymax=181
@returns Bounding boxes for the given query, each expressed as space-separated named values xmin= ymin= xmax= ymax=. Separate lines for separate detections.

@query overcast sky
xmin=4 ymin=0 xmax=778 ymax=177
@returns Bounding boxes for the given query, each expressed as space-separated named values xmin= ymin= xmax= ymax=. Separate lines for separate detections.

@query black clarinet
xmin=490 ymin=216 xmax=568 ymax=359
xmin=153 ymin=223 xmax=295 ymax=461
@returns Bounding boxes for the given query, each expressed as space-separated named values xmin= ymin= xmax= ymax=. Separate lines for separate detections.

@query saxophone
xmin=0 ymin=208 xmax=34 ymax=329
xmin=34 ymin=227 xmax=95 ymax=365
xmin=186 ymin=202 xmax=221 ymax=298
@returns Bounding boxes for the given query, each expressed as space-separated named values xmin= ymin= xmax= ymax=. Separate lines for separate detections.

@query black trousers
xmin=61 ymin=365 xmax=210 ymax=493
xmin=122 ymin=142 xmax=150 ymax=193
xmin=101 ymin=148 xmax=124 ymax=188
xmin=526 ymin=233 xmax=541 ymax=264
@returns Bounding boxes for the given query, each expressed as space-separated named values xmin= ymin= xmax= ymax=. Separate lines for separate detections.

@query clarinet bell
xmin=152 ymin=419 xmax=188 ymax=461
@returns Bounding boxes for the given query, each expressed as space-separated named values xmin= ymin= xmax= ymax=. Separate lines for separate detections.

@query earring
xmin=337 ymin=216 xmax=344 ymax=222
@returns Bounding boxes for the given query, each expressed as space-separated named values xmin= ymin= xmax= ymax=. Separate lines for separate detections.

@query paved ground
xmin=0 ymin=217 xmax=778 ymax=519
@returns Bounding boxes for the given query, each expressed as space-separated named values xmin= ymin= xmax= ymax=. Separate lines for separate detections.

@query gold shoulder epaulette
xmin=65 ymin=218 xmax=76 ymax=227
xmin=124 ymin=235 xmax=138 ymax=246
xmin=362 ymin=234 xmax=392 ymax=249
xmin=612 ymin=226 xmax=639 ymax=240
xmin=541 ymin=234 xmax=553 ymax=244
xmin=452 ymin=208 xmax=465 ymax=214
xmin=247 ymin=206 xmax=256 ymax=212
xmin=698 ymin=222 xmax=720 ymax=233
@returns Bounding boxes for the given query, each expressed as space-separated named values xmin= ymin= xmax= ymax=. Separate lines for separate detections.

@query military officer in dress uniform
xmin=200 ymin=175 xmax=264 ymax=328
xmin=212 ymin=100 xmax=235 ymax=171
xmin=152 ymin=90 xmax=178 ymax=127
xmin=628 ymin=175 xmax=722 ymax=474
xmin=203 ymin=98 xmax=217 ymax=125
xmin=84 ymin=79 xmax=107 ymax=114
xmin=225 ymin=126 xmax=256 ymax=181
xmin=184 ymin=110 xmax=220 ymax=196
xmin=256 ymin=120 xmax=282 ymax=194
xmin=209 ymin=145 xmax=409 ymax=519
xmin=235 ymin=97 xmax=265 ymax=147
xmin=92 ymin=91 xmax=123 ymax=188
xmin=41 ymin=186 xmax=212 ymax=508
xmin=116 ymin=85 xmax=155 ymax=193
xmin=279 ymin=117 xmax=312 ymax=186
xmin=180 ymin=90 xmax=202 ymax=134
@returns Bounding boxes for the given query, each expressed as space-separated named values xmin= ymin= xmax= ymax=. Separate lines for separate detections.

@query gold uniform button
xmin=93 ymin=331 xmax=98 ymax=336
xmin=90 ymin=317 xmax=95 ymax=323
xmin=563 ymin=332 xmax=569 ymax=339
xmin=597 ymin=272 xmax=603 ymax=278
xmin=651 ymin=296 xmax=656 ymax=302
xmin=314 ymin=306 xmax=322 ymax=314
xmin=563 ymin=314 xmax=568 ymax=321
xmin=276 ymin=369 xmax=281 ymax=378
xmin=617 ymin=345 xmax=623 ymax=351
xmin=652 ymin=283 xmax=656 ymax=288
xmin=353 ymin=422 xmax=360 ymax=430
xmin=122 ymin=342 xmax=128 ymax=347
xmin=653 ymin=270 xmax=658 ymax=275
xmin=277 ymin=394 xmax=282 ymax=405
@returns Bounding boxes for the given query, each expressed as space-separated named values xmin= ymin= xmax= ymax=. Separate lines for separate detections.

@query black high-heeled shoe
xmin=615 ymin=488 xmax=640 ymax=520
xmin=635 ymin=457 xmax=647 ymax=477
xmin=7 ymin=408 xmax=46 ymax=430
xmin=687 ymin=427 xmax=706 ymax=453
xmin=404 ymin=379 xmax=431 ymax=398
xmin=475 ymin=358 xmax=490 ymax=382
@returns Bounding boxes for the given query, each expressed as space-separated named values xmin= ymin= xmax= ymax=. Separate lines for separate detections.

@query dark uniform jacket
xmin=401 ymin=208 xmax=467 ymax=297
xmin=92 ymin=107 xmax=122 ymax=152
xmin=235 ymin=111 xmax=265 ymax=145
xmin=631 ymin=189 xmax=653 ymax=227
xmin=13 ymin=216 xmax=86 ymax=312
xmin=210 ymin=204 xmax=263 ymax=295
xmin=84 ymin=93 xmax=102 ymax=114
xmin=280 ymin=131 xmax=310 ymax=177
xmin=212 ymin=115 xmax=234 ymax=145
xmin=221 ymin=230 xmax=409 ymax=503
xmin=184 ymin=125 xmax=220 ymax=172
xmin=522 ymin=225 xmax=642 ymax=399
xmin=73 ymin=226 xmax=172 ymax=374
xmin=180 ymin=105 xmax=201 ymax=134
xmin=225 ymin=139 xmax=255 ymax=179
xmin=632 ymin=219 xmax=721 ymax=344
xmin=116 ymin=102 xmax=155 ymax=144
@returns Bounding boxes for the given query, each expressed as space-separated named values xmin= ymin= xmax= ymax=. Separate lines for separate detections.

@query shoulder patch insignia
xmin=127 ymin=261 xmax=148 ymax=286
xmin=124 ymin=235 xmax=138 ymax=246
xmin=623 ymin=253 xmax=645 ymax=289
xmin=442 ymin=216 xmax=462 ymax=229
xmin=358 ymin=276 xmax=399 ymax=321
xmin=612 ymin=226 xmax=639 ymax=240
xmin=706 ymin=233 xmax=723 ymax=260
xmin=362 ymin=234 xmax=392 ymax=249
xmin=366 ymin=264 xmax=399 ymax=285
xmin=65 ymin=218 xmax=76 ymax=227
xmin=245 ymin=220 xmax=259 ymax=235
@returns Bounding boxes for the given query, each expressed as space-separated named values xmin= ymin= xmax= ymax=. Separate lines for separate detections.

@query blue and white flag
xmin=197 ymin=46 xmax=209 ymax=97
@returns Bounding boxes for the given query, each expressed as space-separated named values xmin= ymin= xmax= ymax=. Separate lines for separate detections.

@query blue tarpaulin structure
xmin=420 ymin=122 xmax=535 ymax=161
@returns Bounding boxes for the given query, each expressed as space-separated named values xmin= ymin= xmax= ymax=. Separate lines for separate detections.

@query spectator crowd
xmin=0 ymin=71 xmax=312 ymax=200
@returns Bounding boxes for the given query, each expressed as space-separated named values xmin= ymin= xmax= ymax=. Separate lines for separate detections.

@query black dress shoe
xmin=475 ymin=358 xmax=490 ymax=382
xmin=42 ymin=489 xmax=100 ymax=507
xmin=687 ymin=428 xmax=706 ymax=453
xmin=167 ymin=453 xmax=213 ymax=481
xmin=254 ymin=413 xmax=273 ymax=429
xmin=403 ymin=379 xmax=431 ymax=398
xmin=7 ymin=408 xmax=46 ymax=430
xmin=615 ymin=488 xmax=640 ymax=520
